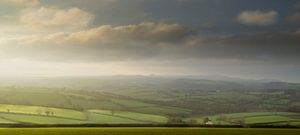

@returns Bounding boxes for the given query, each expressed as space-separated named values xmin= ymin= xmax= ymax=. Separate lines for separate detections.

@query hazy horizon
xmin=0 ymin=74 xmax=292 ymax=83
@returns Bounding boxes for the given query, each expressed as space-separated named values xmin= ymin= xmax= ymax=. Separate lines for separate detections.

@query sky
xmin=0 ymin=0 xmax=300 ymax=82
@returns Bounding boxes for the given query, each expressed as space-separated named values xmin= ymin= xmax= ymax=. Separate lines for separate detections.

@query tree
xmin=111 ymin=110 xmax=115 ymax=116
xmin=167 ymin=117 xmax=184 ymax=124
xmin=236 ymin=118 xmax=245 ymax=126
xmin=203 ymin=117 xmax=210 ymax=124
xmin=45 ymin=111 xmax=50 ymax=116
xmin=188 ymin=119 xmax=197 ymax=124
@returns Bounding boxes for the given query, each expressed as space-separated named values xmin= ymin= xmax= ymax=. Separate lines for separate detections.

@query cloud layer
xmin=1 ymin=22 xmax=195 ymax=61
xmin=0 ymin=0 xmax=300 ymax=81
xmin=20 ymin=7 xmax=94 ymax=30
xmin=0 ymin=2 xmax=298 ymax=64
xmin=287 ymin=12 xmax=300 ymax=24
xmin=4 ymin=0 xmax=39 ymax=6
xmin=237 ymin=10 xmax=278 ymax=26
xmin=2 ymin=21 xmax=300 ymax=65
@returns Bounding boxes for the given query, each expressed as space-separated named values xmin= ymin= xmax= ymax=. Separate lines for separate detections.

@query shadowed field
xmin=0 ymin=128 xmax=299 ymax=135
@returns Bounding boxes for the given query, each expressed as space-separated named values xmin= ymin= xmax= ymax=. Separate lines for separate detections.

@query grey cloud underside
xmin=195 ymin=32 xmax=300 ymax=62
xmin=1 ymin=22 xmax=193 ymax=61
xmin=0 ymin=0 xmax=299 ymax=65
xmin=5 ymin=30 xmax=300 ymax=65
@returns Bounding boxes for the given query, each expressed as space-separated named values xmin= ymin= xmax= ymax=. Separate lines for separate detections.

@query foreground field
xmin=0 ymin=128 xmax=299 ymax=135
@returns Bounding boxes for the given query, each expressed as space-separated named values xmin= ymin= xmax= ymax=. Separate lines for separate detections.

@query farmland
xmin=0 ymin=101 xmax=299 ymax=126
xmin=191 ymin=112 xmax=300 ymax=126
xmin=0 ymin=104 xmax=168 ymax=124
xmin=0 ymin=76 xmax=299 ymax=127
xmin=0 ymin=87 xmax=298 ymax=126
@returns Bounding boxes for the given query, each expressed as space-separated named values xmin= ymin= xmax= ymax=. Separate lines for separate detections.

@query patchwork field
xmin=0 ymin=102 xmax=299 ymax=127
xmin=192 ymin=112 xmax=300 ymax=126
xmin=0 ymin=87 xmax=299 ymax=127
xmin=0 ymin=103 xmax=168 ymax=124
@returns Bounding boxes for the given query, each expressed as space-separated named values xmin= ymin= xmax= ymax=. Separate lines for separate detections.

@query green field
xmin=0 ymin=104 xmax=85 ymax=120
xmin=0 ymin=103 xmax=168 ymax=124
xmin=0 ymin=85 xmax=299 ymax=127
xmin=192 ymin=112 xmax=300 ymax=126
xmin=0 ymin=102 xmax=299 ymax=127
xmin=0 ymin=128 xmax=299 ymax=135
xmin=89 ymin=109 xmax=168 ymax=123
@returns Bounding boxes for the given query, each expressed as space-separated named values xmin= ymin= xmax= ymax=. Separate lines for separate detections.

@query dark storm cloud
xmin=286 ymin=12 xmax=300 ymax=23
xmin=7 ymin=27 xmax=300 ymax=65
xmin=187 ymin=32 xmax=300 ymax=63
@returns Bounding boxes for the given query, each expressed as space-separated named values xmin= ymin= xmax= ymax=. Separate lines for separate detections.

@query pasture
xmin=0 ymin=87 xmax=299 ymax=127
xmin=194 ymin=112 xmax=300 ymax=126
xmin=0 ymin=103 xmax=300 ymax=126
xmin=0 ymin=104 xmax=168 ymax=124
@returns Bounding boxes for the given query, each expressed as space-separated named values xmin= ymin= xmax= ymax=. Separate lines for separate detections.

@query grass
xmin=0 ymin=118 xmax=16 ymax=124
xmin=0 ymin=89 xmax=73 ymax=108
xmin=110 ymin=99 xmax=155 ymax=108
xmin=132 ymin=106 xmax=191 ymax=116
xmin=0 ymin=103 xmax=299 ymax=126
xmin=0 ymin=128 xmax=299 ymax=135
xmin=89 ymin=109 xmax=168 ymax=123
xmin=192 ymin=112 xmax=300 ymax=126
xmin=0 ymin=88 xmax=299 ymax=126
xmin=223 ymin=112 xmax=299 ymax=118
xmin=68 ymin=99 xmax=123 ymax=110
xmin=87 ymin=113 xmax=141 ymax=124
xmin=0 ymin=103 xmax=169 ymax=124
xmin=245 ymin=116 xmax=294 ymax=124
xmin=0 ymin=113 xmax=86 ymax=124
xmin=0 ymin=104 xmax=85 ymax=120
xmin=0 ymin=88 xmax=191 ymax=116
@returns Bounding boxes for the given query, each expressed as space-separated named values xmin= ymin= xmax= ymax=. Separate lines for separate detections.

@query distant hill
xmin=0 ymin=76 xmax=299 ymax=121
xmin=0 ymin=76 xmax=299 ymax=91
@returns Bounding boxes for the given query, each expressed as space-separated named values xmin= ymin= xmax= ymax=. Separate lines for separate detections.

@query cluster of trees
xmin=5 ymin=108 xmax=55 ymax=116
xmin=44 ymin=111 xmax=55 ymax=116
xmin=167 ymin=117 xmax=197 ymax=124
xmin=216 ymin=115 xmax=245 ymax=126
